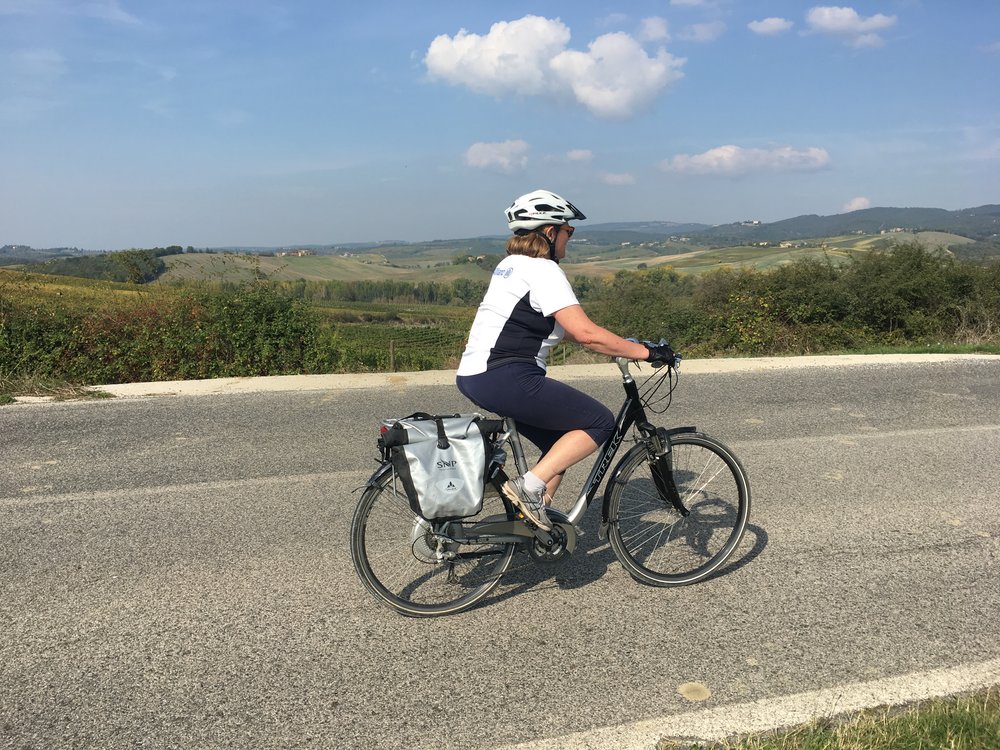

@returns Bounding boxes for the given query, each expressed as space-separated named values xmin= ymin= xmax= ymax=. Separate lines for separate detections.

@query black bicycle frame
xmin=454 ymin=361 xmax=694 ymax=548
xmin=579 ymin=374 xmax=648 ymax=506
xmin=503 ymin=363 xmax=696 ymax=530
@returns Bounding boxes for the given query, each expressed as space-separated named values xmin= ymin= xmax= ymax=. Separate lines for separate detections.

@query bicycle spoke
xmin=679 ymin=461 xmax=727 ymax=507
xmin=608 ymin=436 xmax=749 ymax=586
xmin=626 ymin=519 xmax=675 ymax=558
xmin=350 ymin=468 xmax=517 ymax=616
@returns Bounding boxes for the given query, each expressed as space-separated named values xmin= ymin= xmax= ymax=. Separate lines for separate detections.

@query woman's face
xmin=546 ymin=223 xmax=574 ymax=260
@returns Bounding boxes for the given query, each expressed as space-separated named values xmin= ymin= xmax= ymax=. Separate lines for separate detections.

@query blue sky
xmin=1 ymin=0 xmax=998 ymax=250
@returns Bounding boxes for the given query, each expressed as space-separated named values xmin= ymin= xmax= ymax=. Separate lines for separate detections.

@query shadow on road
xmin=478 ymin=510 xmax=769 ymax=611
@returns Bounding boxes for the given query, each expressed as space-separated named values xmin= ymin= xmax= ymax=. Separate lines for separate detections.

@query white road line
xmin=0 ymin=470 xmax=364 ymax=508
xmin=502 ymin=658 xmax=1000 ymax=749
xmin=732 ymin=422 xmax=1000 ymax=447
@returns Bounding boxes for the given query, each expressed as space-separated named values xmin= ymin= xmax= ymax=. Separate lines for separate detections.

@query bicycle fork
xmin=645 ymin=425 xmax=690 ymax=517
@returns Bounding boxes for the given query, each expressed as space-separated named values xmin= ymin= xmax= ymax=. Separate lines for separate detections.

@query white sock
xmin=522 ymin=471 xmax=547 ymax=494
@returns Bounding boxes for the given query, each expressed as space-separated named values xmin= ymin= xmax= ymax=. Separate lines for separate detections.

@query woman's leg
xmin=531 ymin=430 xmax=599 ymax=485
xmin=458 ymin=363 xmax=614 ymax=504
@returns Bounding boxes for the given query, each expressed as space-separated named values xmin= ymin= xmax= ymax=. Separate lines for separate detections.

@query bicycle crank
xmin=526 ymin=509 xmax=578 ymax=563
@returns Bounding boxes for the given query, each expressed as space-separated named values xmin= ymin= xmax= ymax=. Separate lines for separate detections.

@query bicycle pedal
xmin=514 ymin=510 xmax=535 ymax=525
xmin=516 ymin=513 xmax=556 ymax=537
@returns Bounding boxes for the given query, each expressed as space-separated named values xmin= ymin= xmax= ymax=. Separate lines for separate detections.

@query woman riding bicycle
xmin=456 ymin=189 xmax=675 ymax=531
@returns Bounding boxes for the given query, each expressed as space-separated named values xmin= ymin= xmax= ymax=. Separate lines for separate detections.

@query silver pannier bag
xmin=379 ymin=413 xmax=499 ymax=520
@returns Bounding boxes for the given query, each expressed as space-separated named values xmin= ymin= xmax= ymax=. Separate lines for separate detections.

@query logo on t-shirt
xmin=493 ymin=267 xmax=514 ymax=279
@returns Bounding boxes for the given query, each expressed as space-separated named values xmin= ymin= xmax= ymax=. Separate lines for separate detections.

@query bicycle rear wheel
xmin=350 ymin=465 xmax=518 ymax=617
xmin=607 ymin=433 xmax=750 ymax=586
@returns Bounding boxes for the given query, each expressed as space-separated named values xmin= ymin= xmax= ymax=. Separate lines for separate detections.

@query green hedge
xmin=2 ymin=285 xmax=321 ymax=383
xmin=586 ymin=243 xmax=1000 ymax=355
xmin=2 ymin=242 xmax=998 ymax=385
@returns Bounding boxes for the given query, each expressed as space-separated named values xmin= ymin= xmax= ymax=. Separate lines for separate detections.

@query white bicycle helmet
xmin=505 ymin=190 xmax=586 ymax=232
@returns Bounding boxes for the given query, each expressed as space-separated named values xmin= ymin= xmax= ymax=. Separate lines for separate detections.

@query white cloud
xmin=749 ymin=17 xmax=794 ymax=36
xmin=601 ymin=172 xmax=636 ymax=186
xmin=550 ymin=32 xmax=685 ymax=118
xmin=661 ymin=144 xmax=831 ymax=175
xmin=464 ymin=140 xmax=529 ymax=173
xmin=425 ymin=16 xmax=571 ymax=96
xmin=678 ymin=21 xmax=726 ymax=43
xmin=426 ymin=16 xmax=686 ymax=119
xmin=567 ymin=149 xmax=593 ymax=162
xmin=639 ymin=16 xmax=670 ymax=42
xmin=842 ymin=196 xmax=871 ymax=212
xmin=806 ymin=6 xmax=897 ymax=48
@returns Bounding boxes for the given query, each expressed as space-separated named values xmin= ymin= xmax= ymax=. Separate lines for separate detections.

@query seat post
xmin=504 ymin=418 xmax=530 ymax=476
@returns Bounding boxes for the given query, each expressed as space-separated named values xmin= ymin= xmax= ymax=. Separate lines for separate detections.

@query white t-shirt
xmin=457 ymin=254 xmax=580 ymax=375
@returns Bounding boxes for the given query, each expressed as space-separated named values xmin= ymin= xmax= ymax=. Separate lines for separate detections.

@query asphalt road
xmin=1 ymin=357 xmax=998 ymax=749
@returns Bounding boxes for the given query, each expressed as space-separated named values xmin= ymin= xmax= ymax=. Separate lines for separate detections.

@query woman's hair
xmin=506 ymin=228 xmax=552 ymax=258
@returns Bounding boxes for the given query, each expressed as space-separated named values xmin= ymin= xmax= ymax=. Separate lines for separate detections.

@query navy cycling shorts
xmin=456 ymin=362 xmax=615 ymax=455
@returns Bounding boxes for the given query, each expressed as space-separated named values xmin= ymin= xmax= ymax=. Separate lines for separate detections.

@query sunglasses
xmin=560 ymin=225 xmax=575 ymax=237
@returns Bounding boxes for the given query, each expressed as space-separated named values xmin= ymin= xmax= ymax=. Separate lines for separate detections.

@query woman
xmin=456 ymin=189 xmax=674 ymax=531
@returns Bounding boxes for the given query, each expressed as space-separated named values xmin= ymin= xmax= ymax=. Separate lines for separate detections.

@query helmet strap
xmin=535 ymin=227 xmax=559 ymax=264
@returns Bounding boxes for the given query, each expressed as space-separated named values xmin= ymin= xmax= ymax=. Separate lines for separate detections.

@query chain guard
xmin=527 ymin=508 xmax=577 ymax=563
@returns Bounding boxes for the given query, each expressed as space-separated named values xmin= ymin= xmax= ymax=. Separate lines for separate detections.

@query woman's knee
xmin=586 ymin=407 xmax=615 ymax=447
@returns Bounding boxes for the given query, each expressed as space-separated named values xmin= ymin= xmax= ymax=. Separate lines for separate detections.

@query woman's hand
xmin=642 ymin=340 xmax=678 ymax=368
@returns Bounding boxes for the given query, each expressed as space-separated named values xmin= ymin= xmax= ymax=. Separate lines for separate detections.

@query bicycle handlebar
xmin=618 ymin=338 xmax=683 ymax=371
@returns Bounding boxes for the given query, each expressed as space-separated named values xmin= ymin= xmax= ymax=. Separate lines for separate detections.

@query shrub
xmin=588 ymin=242 xmax=999 ymax=357
xmin=2 ymin=282 xmax=323 ymax=384
xmin=3 ymin=242 xmax=998 ymax=385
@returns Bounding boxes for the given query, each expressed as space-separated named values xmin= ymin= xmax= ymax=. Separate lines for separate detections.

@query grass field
xmin=153 ymin=231 xmax=974 ymax=285
xmin=0 ymin=267 xmax=156 ymax=309
xmin=157 ymin=252 xmax=494 ymax=284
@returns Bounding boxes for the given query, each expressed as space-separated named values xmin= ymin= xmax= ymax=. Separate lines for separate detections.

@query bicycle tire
xmin=606 ymin=432 xmax=750 ymax=586
xmin=350 ymin=464 xmax=518 ymax=617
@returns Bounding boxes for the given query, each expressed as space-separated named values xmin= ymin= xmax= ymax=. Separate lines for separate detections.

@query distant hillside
xmin=692 ymin=205 xmax=1000 ymax=244
xmin=5 ymin=204 xmax=998 ymax=267
xmin=581 ymin=220 xmax=710 ymax=239
xmin=1 ymin=244 xmax=89 ymax=266
xmin=364 ymin=237 xmax=507 ymax=262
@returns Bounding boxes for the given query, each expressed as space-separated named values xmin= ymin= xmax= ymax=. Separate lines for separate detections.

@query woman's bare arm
xmin=554 ymin=304 xmax=649 ymax=360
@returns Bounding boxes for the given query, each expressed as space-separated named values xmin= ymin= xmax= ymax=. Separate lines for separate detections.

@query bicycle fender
xmin=664 ymin=425 xmax=697 ymax=437
xmin=600 ymin=426 xmax=698 ymax=523
xmin=601 ymin=444 xmax=647 ymax=525
xmin=364 ymin=461 xmax=393 ymax=488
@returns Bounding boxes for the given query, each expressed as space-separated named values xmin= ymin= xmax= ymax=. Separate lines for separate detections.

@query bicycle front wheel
xmin=350 ymin=465 xmax=517 ymax=617
xmin=607 ymin=433 xmax=750 ymax=586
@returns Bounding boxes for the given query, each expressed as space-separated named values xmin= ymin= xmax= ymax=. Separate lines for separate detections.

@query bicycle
xmin=350 ymin=349 xmax=751 ymax=617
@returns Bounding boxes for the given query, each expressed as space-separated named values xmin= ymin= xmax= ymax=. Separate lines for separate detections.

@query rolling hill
xmin=690 ymin=205 xmax=1000 ymax=244
xmin=5 ymin=204 xmax=997 ymax=272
